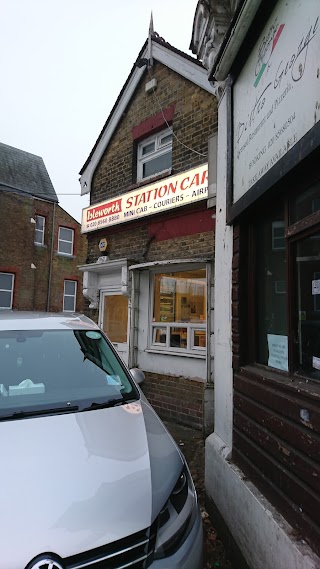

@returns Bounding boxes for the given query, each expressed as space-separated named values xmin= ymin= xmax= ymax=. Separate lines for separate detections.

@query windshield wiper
xmin=81 ymin=397 xmax=124 ymax=411
xmin=81 ymin=396 xmax=138 ymax=411
xmin=0 ymin=404 xmax=79 ymax=421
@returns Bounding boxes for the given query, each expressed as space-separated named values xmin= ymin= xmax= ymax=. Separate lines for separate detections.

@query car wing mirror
xmin=129 ymin=368 xmax=145 ymax=385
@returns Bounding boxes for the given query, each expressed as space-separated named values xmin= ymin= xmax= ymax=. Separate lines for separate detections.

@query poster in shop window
xmin=267 ymin=334 xmax=288 ymax=371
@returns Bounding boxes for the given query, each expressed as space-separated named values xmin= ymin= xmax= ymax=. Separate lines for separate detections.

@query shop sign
xmin=233 ymin=0 xmax=320 ymax=202
xmin=81 ymin=164 xmax=208 ymax=233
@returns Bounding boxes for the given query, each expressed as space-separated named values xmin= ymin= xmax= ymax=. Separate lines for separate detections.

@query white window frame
xmin=63 ymin=280 xmax=77 ymax=312
xmin=34 ymin=215 xmax=45 ymax=245
xmin=149 ymin=267 xmax=207 ymax=355
xmin=0 ymin=272 xmax=14 ymax=309
xmin=137 ymin=128 xmax=173 ymax=182
xmin=58 ymin=227 xmax=74 ymax=256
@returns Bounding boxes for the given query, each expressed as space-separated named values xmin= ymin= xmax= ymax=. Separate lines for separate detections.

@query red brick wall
xmin=0 ymin=192 xmax=87 ymax=312
xmin=141 ymin=372 xmax=205 ymax=430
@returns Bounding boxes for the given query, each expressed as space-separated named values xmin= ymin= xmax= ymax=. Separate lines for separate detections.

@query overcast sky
xmin=1 ymin=0 xmax=199 ymax=222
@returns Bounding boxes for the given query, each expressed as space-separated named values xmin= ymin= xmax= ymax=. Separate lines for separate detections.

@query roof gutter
xmin=209 ymin=0 xmax=263 ymax=82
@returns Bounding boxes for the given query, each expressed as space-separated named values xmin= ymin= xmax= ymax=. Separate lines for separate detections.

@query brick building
xmin=79 ymin=30 xmax=218 ymax=430
xmin=0 ymin=142 xmax=87 ymax=313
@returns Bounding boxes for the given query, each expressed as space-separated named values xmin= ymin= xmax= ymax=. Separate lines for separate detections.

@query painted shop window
xmin=295 ymin=234 xmax=320 ymax=379
xmin=137 ymin=129 xmax=172 ymax=181
xmin=34 ymin=215 xmax=45 ymax=245
xmin=0 ymin=272 xmax=14 ymax=309
xmin=256 ymin=208 xmax=288 ymax=370
xmin=152 ymin=268 xmax=206 ymax=353
xmin=58 ymin=227 xmax=74 ymax=256
xmin=63 ymin=280 xmax=77 ymax=312
xmin=251 ymin=179 xmax=320 ymax=380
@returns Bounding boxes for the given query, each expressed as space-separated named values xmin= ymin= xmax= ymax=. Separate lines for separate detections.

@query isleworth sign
xmin=81 ymin=164 xmax=208 ymax=234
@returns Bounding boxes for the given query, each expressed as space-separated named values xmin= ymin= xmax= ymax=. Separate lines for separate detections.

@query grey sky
xmin=1 ymin=0 xmax=198 ymax=222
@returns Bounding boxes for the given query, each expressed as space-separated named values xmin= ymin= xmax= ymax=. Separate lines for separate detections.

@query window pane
xmin=142 ymin=151 xmax=172 ymax=179
xmin=65 ymin=281 xmax=76 ymax=295
xmin=290 ymin=180 xmax=320 ymax=224
xmin=295 ymin=231 xmax=320 ymax=379
xmin=170 ymin=327 xmax=187 ymax=349
xmin=35 ymin=216 xmax=44 ymax=230
xmin=256 ymin=210 xmax=288 ymax=370
xmin=154 ymin=270 xmax=206 ymax=324
xmin=194 ymin=330 xmax=206 ymax=348
xmin=59 ymin=227 xmax=73 ymax=242
xmin=64 ymin=296 xmax=75 ymax=312
xmin=142 ymin=142 xmax=155 ymax=156
xmin=0 ymin=291 xmax=12 ymax=308
xmin=160 ymin=133 xmax=173 ymax=145
xmin=34 ymin=229 xmax=44 ymax=245
xmin=0 ymin=273 xmax=13 ymax=290
xmin=153 ymin=327 xmax=166 ymax=344
xmin=59 ymin=240 xmax=73 ymax=255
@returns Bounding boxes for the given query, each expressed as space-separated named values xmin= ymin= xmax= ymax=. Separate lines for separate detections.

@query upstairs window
xmin=58 ymin=227 xmax=74 ymax=256
xmin=137 ymin=129 xmax=172 ymax=182
xmin=0 ymin=273 xmax=14 ymax=309
xmin=63 ymin=280 xmax=77 ymax=312
xmin=34 ymin=215 xmax=45 ymax=245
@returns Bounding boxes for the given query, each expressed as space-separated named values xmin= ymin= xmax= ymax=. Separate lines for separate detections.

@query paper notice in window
xmin=312 ymin=356 xmax=320 ymax=370
xmin=312 ymin=279 xmax=320 ymax=295
xmin=267 ymin=334 xmax=288 ymax=372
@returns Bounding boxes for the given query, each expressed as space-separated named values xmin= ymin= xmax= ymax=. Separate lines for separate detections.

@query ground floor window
xmin=151 ymin=268 xmax=206 ymax=352
xmin=256 ymin=207 xmax=288 ymax=369
xmin=63 ymin=280 xmax=77 ymax=312
xmin=249 ymin=178 xmax=320 ymax=380
xmin=0 ymin=272 xmax=14 ymax=309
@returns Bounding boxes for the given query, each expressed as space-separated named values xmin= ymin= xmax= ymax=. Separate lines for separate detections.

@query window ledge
xmin=145 ymin=348 xmax=206 ymax=359
xmin=56 ymin=253 xmax=75 ymax=259
xmin=239 ymin=364 xmax=320 ymax=398
xmin=34 ymin=243 xmax=47 ymax=249
xmin=126 ymin=169 xmax=172 ymax=193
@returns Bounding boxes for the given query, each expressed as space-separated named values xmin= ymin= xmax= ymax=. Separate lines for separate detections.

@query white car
xmin=0 ymin=311 xmax=203 ymax=569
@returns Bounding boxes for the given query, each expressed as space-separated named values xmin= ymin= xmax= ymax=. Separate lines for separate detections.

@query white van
xmin=0 ymin=312 xmax=203 ymax=569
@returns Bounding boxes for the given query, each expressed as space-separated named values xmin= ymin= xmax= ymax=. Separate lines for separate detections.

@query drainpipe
xmin=47 ymin=201 xmax=56 ymax=312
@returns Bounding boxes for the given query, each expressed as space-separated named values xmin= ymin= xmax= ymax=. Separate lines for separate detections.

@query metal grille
xmin=64 ymin=524 xmax=157 ymax=569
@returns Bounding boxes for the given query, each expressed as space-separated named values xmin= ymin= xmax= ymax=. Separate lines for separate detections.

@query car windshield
xmin=0 ymin=328 xmax=138 ymax=418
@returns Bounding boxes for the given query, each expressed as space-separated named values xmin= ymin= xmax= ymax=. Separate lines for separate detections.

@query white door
xmin=99 ymin=292 xmax=129 ymax=365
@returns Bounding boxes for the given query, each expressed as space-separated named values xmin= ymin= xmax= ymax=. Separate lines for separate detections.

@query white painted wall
xmin=212 ymin=90 xmax=233 ymax=448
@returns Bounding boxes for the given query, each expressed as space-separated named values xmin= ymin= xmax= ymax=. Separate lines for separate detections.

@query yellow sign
xmin=99 ymin=238 xmax=108 ymax=252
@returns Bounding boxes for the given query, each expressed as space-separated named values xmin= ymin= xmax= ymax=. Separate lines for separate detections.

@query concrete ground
xmin=165 ymin=421 xmax=234 ymax=569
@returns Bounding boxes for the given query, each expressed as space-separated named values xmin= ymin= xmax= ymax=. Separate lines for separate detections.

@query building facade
xmin=0 ymin=143 xmax=87 ymax=313
xmin=191 ymin=0 xmax=320 ymax=567
xmin=79 ymin=33 xmax=218 ymax=430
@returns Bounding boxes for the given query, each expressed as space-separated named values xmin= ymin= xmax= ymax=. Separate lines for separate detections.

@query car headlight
xmin=153 ymin=464 xmax=198 ymax=559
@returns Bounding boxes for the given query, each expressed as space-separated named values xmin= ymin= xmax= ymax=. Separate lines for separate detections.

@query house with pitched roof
xmin=0 ymin=142 xmax=87 ymax=313
xmin=79 ymin=26 xmax=218 ymax=430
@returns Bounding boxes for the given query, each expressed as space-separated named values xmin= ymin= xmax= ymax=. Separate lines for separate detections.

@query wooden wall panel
xmin=233 ymin=367 xmax=320 ymax=556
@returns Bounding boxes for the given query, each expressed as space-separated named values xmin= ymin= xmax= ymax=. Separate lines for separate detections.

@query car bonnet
xmin=0 ymin=399 xmax=183 ymax=566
